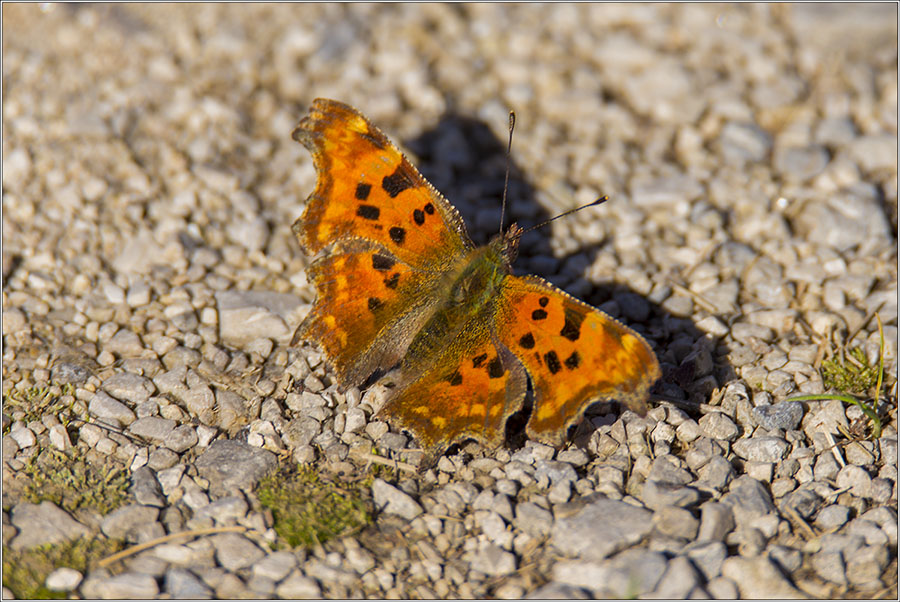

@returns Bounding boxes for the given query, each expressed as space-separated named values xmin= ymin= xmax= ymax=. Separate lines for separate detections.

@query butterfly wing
xmin=376 ymin=314 xmax=527 ymax=454
xmin=293 ymin=98 xmax=473 ymax=267
xmin=496 ymin=275 xmax=661 ymax=445
xmin=293 ymin=99 xmax=477 ymax=387
xmin=298 ymin=237 xmax=455 ymax=386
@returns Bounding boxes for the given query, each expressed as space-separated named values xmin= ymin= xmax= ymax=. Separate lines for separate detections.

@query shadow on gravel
xmin=404 ymin=109 xmax=738 ymax=451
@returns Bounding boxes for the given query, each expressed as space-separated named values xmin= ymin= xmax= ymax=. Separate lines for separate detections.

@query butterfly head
xmin=492 ymin=222 xmax=523 ymax=266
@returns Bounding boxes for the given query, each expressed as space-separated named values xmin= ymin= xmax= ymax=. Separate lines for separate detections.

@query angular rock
xmin=9 ymin=502 xmax=91 ymax=550
xmin=721 ymin=555 xmax=806 ymax=598
xmin=372 ymin=478 xmax=422 ymax=519
xmin=551 ymin=495 xmax=653 ymax=561
xmin=195 ymin=440 xmax=276 ymax=496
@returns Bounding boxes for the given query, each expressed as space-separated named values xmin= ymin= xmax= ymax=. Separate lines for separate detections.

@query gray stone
xmin=165 ymin=567 xmax=213 ymax=599
xmin=45 ymin=567 xmax=83 ymax=592
xmin=471 ymin=541 xmax=516 ymax=576
xmin=9 ymin=502 xmax=91 ymax=550
xmin=706 ymin=576 xmax=739 ymax=600
xmin=791 ymin=183 xmax=891 ymax=252
xmin=89 ymin=572 xmax=159 ymax=599
xmin=648 ymin=555 xmax=701 ymax=599
xmin=811 ymin=550 xmax=846 ymax=584
xmin=212 ymin=533 xmax=265 ymax=571
xmin=719 ymin=122 xmax=772 ymax=163
xmin=50 ymin=361 xmax=91 ymax=385
xmin=275 ymin=571 xmax=321 ymax=598
xmin=696 ymin=455 xmax=735 ymax=490
xmin=514 ymin=501 xmax=553 ymax=538
xmin=779 ymin=484 xmax=823 ymax=519
xmin=835 ymin=464 xmax=871 ymax=497
xmin=551 ymin=495 xmax=653 ymax=561
xmin=253 ymin=551 xmax=298 ymax=581
xmin=768 ymin=544 xmax=803 ymax=573
xmin=526 ymin=582 xmax=590 ymax=599
xmin=534 ymin=460 xmax=578 ymax=487
xmin=698 ymin=412 xmax=739 ymax=441
xmin=774 ymin=145 xmax=829 ymax=181
xmin=721 ymin=555 xmax=806 ymax=598
xmin=128 ymin=416 xmax=176 ymax=443
xmin=195 ymin=440 xmax=276 ymax=496
xmin=103 ymin=329 xmax=146 ymax=358
xmin=684 ymin=540 xmax=727 ymax=580
xmin=846 ymin=544 xmax=889 ymax=586
xmin=101 ymin=504 xmax=160 ymax=540
xmin=642 ymin=479 xmax=700 ymax=510
xmin=372 ymin=478 xmax=422 ymax=519
xmin=751 ymin=402 xmax=803 ymax=431
xmin=732 ymin=436 xmax=790 ymax=462
xmin=697 ymin=502 xmax=735 ymax=542
xmin=89 ymin=390 xmax=136 ymax=427
xmin=815 ymin=504 xmax=851 ymax=531
xmin=103 ymin=372 xmax=155 ymax=404
xmin=845 ymin=518 xmax=889 ymax=546
xmin=131 ymin=466 xmax=165 ymax=507
xmin=553 ymin=549 xmax=667 ymax=598
xmin=191 ymin=496 xmax=249 ymax=525
xmin=861 ymin=506 xmax=898 ymax=546
xmin=148 ymin=447 xmax=179 ymax=470
xmin=216 ymin=290 xmax=302 ymax=346
xmin=166 ymin=424 xmax=199 ymax=452
xmin=721 ymin=476 xmax=776 ymax=528
xmin=652 ymin=505 xmax=699 ymax=540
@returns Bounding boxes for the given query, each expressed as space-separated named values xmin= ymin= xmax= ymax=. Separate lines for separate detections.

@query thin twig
xmin=99 ymin=526 xmax=252 ymax=568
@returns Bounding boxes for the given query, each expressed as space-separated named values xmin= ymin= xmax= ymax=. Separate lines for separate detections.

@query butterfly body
xmin=292 ymin=98 xmax=660 ymax=457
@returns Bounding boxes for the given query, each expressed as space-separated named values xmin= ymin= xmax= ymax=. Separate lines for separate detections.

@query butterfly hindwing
xmin=376 ymin=316 xmax=527 ymax=453
xmin=296 ymin=238 xmax=444 ymax=387
xmin=293 ymin=98 xmax=473 ymax=269
xmin=496 ymin=275 xmax=661 ymax=445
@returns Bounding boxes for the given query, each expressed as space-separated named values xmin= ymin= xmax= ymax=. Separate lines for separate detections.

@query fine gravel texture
xmin=2 ymin=4 xmax=897 ymax=600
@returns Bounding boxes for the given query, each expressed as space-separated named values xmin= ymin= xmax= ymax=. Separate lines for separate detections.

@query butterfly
xmin=291 ymin=98 xmax=660 ymax=459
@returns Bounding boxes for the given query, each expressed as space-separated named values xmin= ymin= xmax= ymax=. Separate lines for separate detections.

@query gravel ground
xmin=2 ymin=3 xmax=897 ymax=599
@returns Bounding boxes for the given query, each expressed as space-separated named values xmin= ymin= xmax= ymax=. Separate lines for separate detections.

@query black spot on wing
xmin=424 ymin=203 xmax=435 ymax=214
xmin=382 ymin=165 xmax=413 ymax=198
xmin=538 ymin=296 xmax=549 ymax=307
xmin=560 ymin=310 xmax=583 ymax=341
xmin=446 ymin=370 xmax=463 ymax=386
xmin=355 ymin=182 xmax=371 ymax=200
xmin=384 ymin=273 xmax=400 ymax=289
xmin=472 ymin=353 xmax=488 ymax=368
xmin=368 ymin=297 xmax=382 ymax=311
xmin=413 ymin=209 xmax=425 ymax=226
xmin=519 ymin=332 xmax=535 ymax=349
xmin=488 ymin=357 xmax=505 ymax=379
xmin=544 ymin=351 xmax=561 ymax=374
xmin=372 ymin=254 xmax=395 ymax=271
xmin=531 ymin=309 xmax=548 ymax=321
xmin=389 ymin=227 xmax=406 ymax=245
xmin=565 ymin=350 xmax=580 ymax=370
xmin=357 ymin=205 xmax=380 ymax=221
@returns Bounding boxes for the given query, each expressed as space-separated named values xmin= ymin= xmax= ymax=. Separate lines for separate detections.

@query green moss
xmin=257 ymin=464 xmax=373 ymax=548
xmin=3 ymin=383 xmax=76 ymax=434
xmin=821 ymin=347 xmax=881 ymax=395
xmin=2 ymin=537 xmax=125 ymax=599
xmin=20 ymin=448 xmax=130 ymax=516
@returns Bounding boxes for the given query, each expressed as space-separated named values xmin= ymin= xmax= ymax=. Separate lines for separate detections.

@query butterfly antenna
xmin=520 ymin=195 xmax=610 ymax=236
xmin=499 ymin=110 xmax=516 ymax=234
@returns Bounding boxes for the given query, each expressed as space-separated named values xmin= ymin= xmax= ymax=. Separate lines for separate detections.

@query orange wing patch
xmin=497 ymin=275 xmax=661 ymax=445
xmin=293 ymin=99 xmax=471 ymax=267
xmin=378 ymin=320 xmax=527 ymax=451
xmin=296 ymin=238 xmax=437 ymax=387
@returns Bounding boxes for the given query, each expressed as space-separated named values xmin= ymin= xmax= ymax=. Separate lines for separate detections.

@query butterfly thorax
xmin=402 ymin=228 xmax=519 ymax=370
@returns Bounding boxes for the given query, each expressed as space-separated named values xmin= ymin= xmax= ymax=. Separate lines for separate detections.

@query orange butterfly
xmin=292 ymin=99 xmax=660 ymax=457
